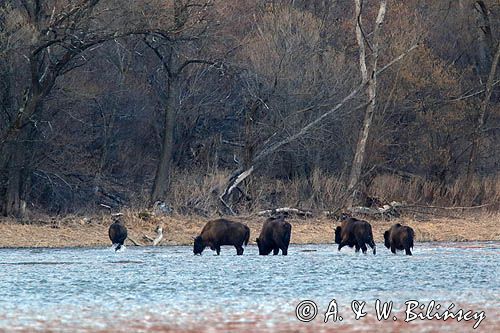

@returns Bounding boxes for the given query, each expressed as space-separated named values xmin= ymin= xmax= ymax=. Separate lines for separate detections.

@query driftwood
xmin=347 ymin=202 xmax=491 ymax=220
xmin=127 ymin=237 xmax=141 ymax=246
xmin=348 ymin=206 xmax=399 ymax=218
xmin=402 ymin=203 xmax=492 ymax=210
xmin=142 ymin=235 xmax=153 ymax=242
xmin=346 ymin=201 xmax=404 ymax=218
xmin=220 ymin=166 xmax=254 ymax=214
xmin=152 ymin=225 xmax=164 ymax=246
xmin=257 ymin=207 xmax=313 ymax=218
xmin=130 ymin=225 xmax=164 ymax=246
xmin=142 ymin=225 xmax=164 ymax=246
xmin=252 ymin=201 xmax=489 ymax=221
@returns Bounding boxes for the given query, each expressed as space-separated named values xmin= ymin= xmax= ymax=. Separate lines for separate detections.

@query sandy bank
xmin=0 ymin=212 xmax=498 ymax=248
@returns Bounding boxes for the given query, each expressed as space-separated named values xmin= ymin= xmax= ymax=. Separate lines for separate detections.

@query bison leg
xmin=368 ymin=240 xmax=376 ymax=255
xmin=281 ymin=246 xmax=288 ymax=255
xmin=215 ymin=245 xmax=221 ymax=255
xmin=273 ymin=248 xmax=279 ymax=255
xmin=405 ymin=246 xmax=412 ymax=256
xmin=235 ymin=245 xmax=244 ymax=255
xmin=390 ymin=245 xmax=397 ymax=254
xmin=355 ymin=235 xmax=366 ymax=253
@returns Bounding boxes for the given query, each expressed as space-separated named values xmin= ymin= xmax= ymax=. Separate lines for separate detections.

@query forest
xmin=0 ymin=0 xmax=499 ymax=219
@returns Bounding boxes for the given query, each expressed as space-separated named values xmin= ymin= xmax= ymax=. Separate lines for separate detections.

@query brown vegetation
xmin=137 ymin=170 xmax=500 ymax=216
xmin=0 ymin=1 xmax=498 ymax=225
xmin=0 ymin=210 xmax=498 ymax=248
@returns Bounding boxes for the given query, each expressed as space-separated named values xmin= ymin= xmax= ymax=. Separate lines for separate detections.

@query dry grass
xmin=0 ymin=210 xmax=498 ymax=248
xmin=166 ymin=168 xmax=349 ymax=214
xmin=369 ymin=174 xmax=500 ymax=208
xmin=161 ymin=169 xmax=500 ymax=216
xmin=2 ymin=169 xmax=498 ymax=248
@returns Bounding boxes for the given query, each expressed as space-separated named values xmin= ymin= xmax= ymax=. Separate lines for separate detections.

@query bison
xmin=256 ymin=215 xmax=292 ymax=255
xmin=334 ymin=213 xmax=376 ymax=254
xmin=384 ymin=223 xmax=415 ymax=255
xmin=193 ymin=219 xmax=250 ymax=255
xmin=109 ymin=218 xmax=128 ymax=251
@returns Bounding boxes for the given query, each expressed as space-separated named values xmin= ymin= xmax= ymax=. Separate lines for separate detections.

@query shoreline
xmin=1 ymin=240 xmax=499 ymax=250
xmin=0 ymin=212 xmax=499 ymax=248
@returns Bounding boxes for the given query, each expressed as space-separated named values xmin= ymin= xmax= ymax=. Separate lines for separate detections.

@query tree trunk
xmin=475 ymin=1 xmax=494 ymax=75
xmin=1 ymin=93 xmax=41 ymax=217
xmin=346 ymin=0 xmax=387 ymax=207
xmin=151 ymin=55 xmax=180 ymax=204
xmin=243 ymin=100 xmax=259 ymax=170
xmin=2 ymin=138 xmax=26 ymax=217
xmin=466 ymin=41 xmax=500 ymax=186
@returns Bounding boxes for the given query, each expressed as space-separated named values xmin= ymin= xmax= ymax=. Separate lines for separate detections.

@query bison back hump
xmin=201 ymin=219 xmax=247 ymax=246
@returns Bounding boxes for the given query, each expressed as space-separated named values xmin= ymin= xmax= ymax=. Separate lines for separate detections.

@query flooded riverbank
xmin=0 ymin=242 xmax=498 ymax=332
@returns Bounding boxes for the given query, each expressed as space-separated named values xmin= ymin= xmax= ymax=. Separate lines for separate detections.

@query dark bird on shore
xmin=108 ymin=218 xmax=128 ymax=251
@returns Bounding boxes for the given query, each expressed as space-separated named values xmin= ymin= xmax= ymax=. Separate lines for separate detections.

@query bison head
xmin=256 ymin=237 xmax=274 ymax=255
xmin=334 ymin=226 xmax=342 ymax=244
xmin=193 ymin=236 xmax=205 ymax=255
xmin=383 ymin=230 xmax=391 ymax=249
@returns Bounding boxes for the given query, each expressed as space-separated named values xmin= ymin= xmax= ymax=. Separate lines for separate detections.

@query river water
xmin=0 ymin=242 xmax=498 ymax=332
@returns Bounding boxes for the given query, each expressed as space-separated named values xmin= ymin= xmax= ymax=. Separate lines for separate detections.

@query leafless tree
xmin=346 ymin=0 xmax=387 ymax=207
xmin=145 ymin=0 xmax=217 ymax=204
xmin=0 ymin=0 xmax=150 ymax=216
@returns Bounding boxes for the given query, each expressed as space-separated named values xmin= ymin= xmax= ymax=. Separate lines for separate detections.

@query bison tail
xmin=244 ymin=226 xmax=250 ymax=246
xmin=409 ymin=236 xmax=414 ymax=249
xmin=367 ymin=226 xmax=376 ymax=255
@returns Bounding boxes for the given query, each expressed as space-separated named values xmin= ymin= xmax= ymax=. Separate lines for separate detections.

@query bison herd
xmin=109 ymin=213 xmax=415 ymax=256
xmin=189 ymin=212 xmax=415 ymax=256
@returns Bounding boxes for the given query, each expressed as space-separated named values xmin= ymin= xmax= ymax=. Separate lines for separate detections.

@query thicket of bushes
xmin=1 ymin=1 xmax=498 ymax=216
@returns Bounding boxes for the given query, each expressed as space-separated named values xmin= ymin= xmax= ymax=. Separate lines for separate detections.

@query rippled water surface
xmin=0 ymin=242 xmax=498 ymax=332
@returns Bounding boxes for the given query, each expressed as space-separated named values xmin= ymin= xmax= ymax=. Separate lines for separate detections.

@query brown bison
xmin=109 ymin=218 xmax=128 ymax=251
xmin=193 ymin=219 xmax=250 ymax=255
xmin=256 ymin=215 xmax=292 ymax=255
xmin=334 ymin=213 xmax=376 ymax=254
xmin=384 ymin=223 xmax=415 ymax=255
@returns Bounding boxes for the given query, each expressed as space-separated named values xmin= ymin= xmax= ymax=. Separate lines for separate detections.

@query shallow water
xmin=0 ymin=242 xmax=498 ymax=332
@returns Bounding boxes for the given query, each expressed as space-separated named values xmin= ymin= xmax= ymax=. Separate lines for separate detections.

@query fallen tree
xmin=128 ymin=224 xmax=164 ymax=246
xmin=218 ymin=43 xmax=419 ymax=214
xmin=256 ymin=207 xmax=313 ymax=218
